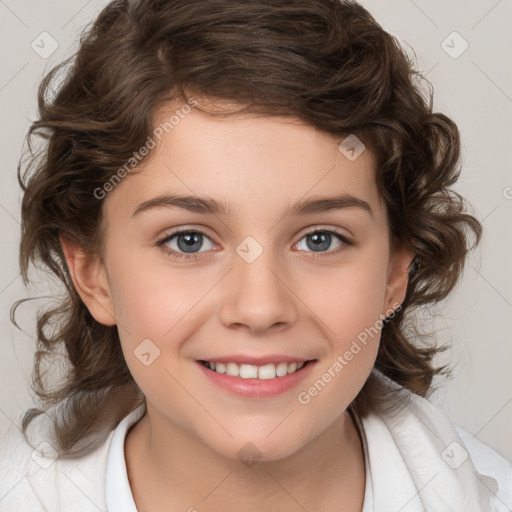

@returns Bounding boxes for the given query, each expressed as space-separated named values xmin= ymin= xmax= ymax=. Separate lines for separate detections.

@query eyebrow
xmin=131 ymin=193 xmax=373 ymax=219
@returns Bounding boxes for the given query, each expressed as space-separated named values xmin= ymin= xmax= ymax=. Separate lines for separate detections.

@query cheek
xmin=104 ymin=250 xmax=227 ymax=436
xmin=107 ymin=243 xmax=209 ymax=334
xmin=299 ymin=246 xmax=389 ymax=405
xmin=104 ymin=251 xmax=193 ymax=375
xmin=307 ymin=246 xmax=389 ymax=338
xmin=107 ymin=263 xmax=203 ymax=406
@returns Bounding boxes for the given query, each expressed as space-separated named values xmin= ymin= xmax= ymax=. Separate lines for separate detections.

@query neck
xmin=125 ymin=404 xmax=366 ymax=512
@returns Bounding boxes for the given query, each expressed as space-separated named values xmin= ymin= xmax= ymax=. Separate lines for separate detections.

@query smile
xmin=199 ymin=360 xmax=308 ymax=379
xmin=196 ymin=359 xmax=317 ymax=399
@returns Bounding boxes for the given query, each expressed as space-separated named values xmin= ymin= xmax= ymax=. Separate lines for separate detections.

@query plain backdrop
xmin=0 ymin=0 xmax=511 ymax=461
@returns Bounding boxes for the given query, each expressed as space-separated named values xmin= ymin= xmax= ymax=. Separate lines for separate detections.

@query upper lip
xmin=198 ymin=355 xmax=316 ymax=365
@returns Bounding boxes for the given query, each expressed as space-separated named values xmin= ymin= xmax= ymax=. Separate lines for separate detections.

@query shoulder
xmin=0 ymin=410 xmax=114 ymax=512
xmin=454 ymin=425 xmax=512 ymax=508
xmin=360 ymin=371 xmax=512 ymax=511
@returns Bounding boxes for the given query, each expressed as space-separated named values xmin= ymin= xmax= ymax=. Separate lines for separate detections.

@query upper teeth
xmin=205 ymin=361 xmax=306 ymax=379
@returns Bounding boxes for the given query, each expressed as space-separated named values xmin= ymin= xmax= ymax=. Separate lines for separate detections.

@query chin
xmin=202 ymin=429 xmax=307 ymax=465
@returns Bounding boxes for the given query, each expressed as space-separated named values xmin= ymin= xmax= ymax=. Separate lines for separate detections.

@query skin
xmin=61 ymin=99 xmax=414 ymax=511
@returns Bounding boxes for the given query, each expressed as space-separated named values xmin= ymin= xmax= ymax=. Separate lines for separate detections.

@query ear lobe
xmin=59 ymin=234 xmax=117 ymax=326
xmin=383 ymin=242 xmax=415 ymax=315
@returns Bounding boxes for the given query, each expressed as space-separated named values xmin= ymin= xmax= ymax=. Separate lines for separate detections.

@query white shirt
xmin=104 ymin=403 xmax=377 ymax=511
xmin=2 ymin=372 xmax=511 ymax=511
xmin=102 ymin=402 xmax=511 ymax=511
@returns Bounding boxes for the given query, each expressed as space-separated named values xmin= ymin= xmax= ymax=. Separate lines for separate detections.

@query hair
xmin=12 ymin=0 xmax=482 ymax=455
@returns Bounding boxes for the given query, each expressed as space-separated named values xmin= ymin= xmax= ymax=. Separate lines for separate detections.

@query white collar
xmin=104 ymin=372 xmax=501 ymax=511
xmin=105 ymin=402 xmax=145 ymax=512
xmin=103 ymin=403 xmax=375 ymax=511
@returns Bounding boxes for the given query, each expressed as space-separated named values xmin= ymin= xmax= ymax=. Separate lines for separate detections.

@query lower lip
xmin=196 ymin=360 xmax=317 ymax=399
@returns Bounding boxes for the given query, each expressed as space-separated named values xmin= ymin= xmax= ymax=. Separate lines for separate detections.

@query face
xmin=68 ymin=100 xmax=412 ymax=462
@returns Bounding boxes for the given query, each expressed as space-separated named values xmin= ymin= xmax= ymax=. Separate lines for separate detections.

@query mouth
xmin=196 ymin=358 xmax=317 ymax=399
xmin=198 ymin=359 xmax=315 ymax=380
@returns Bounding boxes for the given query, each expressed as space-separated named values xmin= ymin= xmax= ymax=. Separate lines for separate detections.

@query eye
xmin=157 ymin=229 xmax=217 ymax=260
xmin=294 ymin=228 xmax=352 ymax=258
xmin=156 ymin=227 xmax=353 ymax=261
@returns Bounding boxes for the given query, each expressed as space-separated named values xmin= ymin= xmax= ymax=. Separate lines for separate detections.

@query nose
xmin=219 ymin=243 xmax=298 ymax=335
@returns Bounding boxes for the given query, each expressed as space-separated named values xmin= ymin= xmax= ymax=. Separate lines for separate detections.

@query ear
xmin=59 ymin=234 xmax=117 ymax=326
xmin=383 ymin=239 xmax=415 ymax=316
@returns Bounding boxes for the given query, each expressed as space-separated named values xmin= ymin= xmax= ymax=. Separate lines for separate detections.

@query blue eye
xmin=295 ymin=229 xmax=351 ymax=256
xmin=157 ymin=228 xmax=352 ymax=261
xmin=157 ymin=229 xmax=215 ymax=260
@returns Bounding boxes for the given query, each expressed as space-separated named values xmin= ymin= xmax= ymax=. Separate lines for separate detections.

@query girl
xmin=2 ymin=0 xmax=511 ymax=510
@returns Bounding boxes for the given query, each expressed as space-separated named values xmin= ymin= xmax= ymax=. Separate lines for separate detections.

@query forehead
xmin=103 ymin=101 xmax=383 ymax=224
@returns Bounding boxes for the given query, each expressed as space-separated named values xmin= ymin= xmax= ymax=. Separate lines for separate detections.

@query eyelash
xmin=156 ymin=227 xmax=353 ymax=261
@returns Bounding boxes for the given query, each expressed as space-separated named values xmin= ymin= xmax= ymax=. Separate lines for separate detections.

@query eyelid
xmin=157 ymin=226 xmax=213 ymax=243
xmin=298 ymin=225 xmax=351 ymax=240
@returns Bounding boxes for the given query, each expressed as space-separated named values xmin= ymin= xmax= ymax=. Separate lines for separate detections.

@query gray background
xmin=0 ymin=0 xmax=511 ymax=460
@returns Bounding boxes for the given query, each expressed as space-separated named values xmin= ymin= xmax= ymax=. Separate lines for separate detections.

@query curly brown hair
xmin=12 ymin=0 xmax=482 ymax=455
